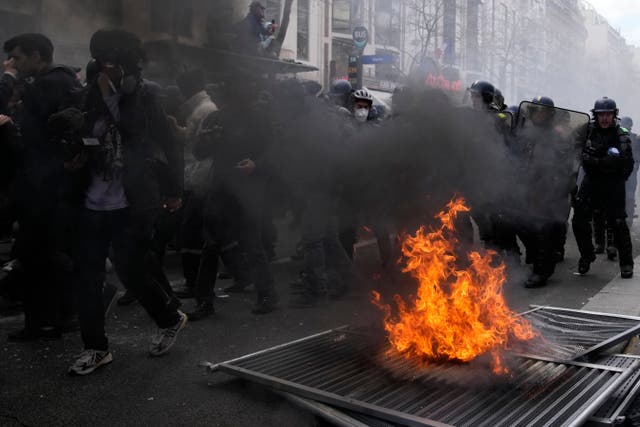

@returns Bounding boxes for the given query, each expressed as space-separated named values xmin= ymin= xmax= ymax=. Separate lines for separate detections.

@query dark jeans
xmin=14 ymin=203 xmax=75 ymax=330
xmin=573 ymin=177 xmax=633 ymax=266
xmin=74 ymin=208 xmax=180 ymax=351
xmin=179 ymin=191 xmax=205 ymax=287
xmin=302 ymin=194 xmax=353 ymax=294
xmin=518 ymin=222 xmax=557 ymax=278
xmin=195 ymin=177 xmax=271 ymax=304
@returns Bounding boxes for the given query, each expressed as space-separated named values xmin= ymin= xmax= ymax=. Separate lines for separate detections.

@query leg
xmin=572 ymin=193 xmax=596 ymax=274
xmin=593 ymin=209 xmax=606 ymax=253
xmin=111 ymin=210 xmax=180 ymax=329
xmin=74 ymin=209 xmax=111 ymax=351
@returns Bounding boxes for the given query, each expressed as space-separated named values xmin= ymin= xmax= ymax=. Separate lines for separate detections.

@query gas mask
xmin=354 ymin=107 xmax=369 ymax=123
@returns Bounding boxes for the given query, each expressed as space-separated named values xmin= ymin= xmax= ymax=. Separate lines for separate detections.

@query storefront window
xmin=375 ymin=0 xmax=401 ymax=48
xmin=297 ymin=0 xmax=310 ymax=60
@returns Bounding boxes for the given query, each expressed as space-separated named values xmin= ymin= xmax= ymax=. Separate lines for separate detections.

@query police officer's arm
xmin=581 ymin=130 xmax=601 ymax=175
xmin=619 ymin=134 xmax=635 ymax=179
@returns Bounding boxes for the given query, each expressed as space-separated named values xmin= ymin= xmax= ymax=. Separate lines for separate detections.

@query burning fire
xmin=372 ymin=197 xmax=535 ymax=374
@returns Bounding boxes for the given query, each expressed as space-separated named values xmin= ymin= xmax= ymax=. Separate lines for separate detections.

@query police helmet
xmin=591 ymin=97 xmax=618 ymax=115
xmin=330 ymin=80 xmax=353 ymax=96
xmin=531 ymin=96 xmax=555 ymax=108
xmin=620 ymin=116 xmax=633 ymax=131
xmin=505 ymin=105 xmax=519 ymax=116
xmin=468 ymin=80 xmax=495 ymax=104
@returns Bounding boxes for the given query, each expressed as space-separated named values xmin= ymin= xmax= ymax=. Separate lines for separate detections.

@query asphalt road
xmin=1 ymin=218 xmax=640 ymax=427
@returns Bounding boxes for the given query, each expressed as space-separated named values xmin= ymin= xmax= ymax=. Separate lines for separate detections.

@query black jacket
xmin=193 ymin=106 xmax=274 ymax=181
xmin=582 ymin=124 xmax=634 ymax=180
xmin=12 ymin=66 xmax=81 ymax=215
xmin=78 ymin=81 xmax=183 ymax=212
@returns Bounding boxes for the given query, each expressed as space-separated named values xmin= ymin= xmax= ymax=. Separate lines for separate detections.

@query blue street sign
xmin=361 ymin=54 xmax=394 ymax=65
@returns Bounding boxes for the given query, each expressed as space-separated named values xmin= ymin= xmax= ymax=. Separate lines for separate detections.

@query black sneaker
xmin=8 ymin=327 xmax=61 ymax=342
xmin=621 ymin=265 xmax=634 ymax=279
xmin=524 ymin=273 xmax=547 ymax=289
xmin=187 ymin=301 xmax=214 ymax=321
xmin=117 ymin=290 xmax=137 ymax=306
xmin=252 ymin=292 xmax=278 ymax=314
xmin=68 ymin=349 xmax=113 ymax=376
xmin=607 ymin=246 xmax=618 ymax=261
xmin=578 ymin=255 xmax=596 ymax=275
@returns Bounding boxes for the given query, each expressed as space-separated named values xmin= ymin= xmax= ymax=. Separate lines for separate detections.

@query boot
xmin=613 ymin=218 xmax=634 ymax=275
xmin=606 ymin=223 xmax=617 ymax=260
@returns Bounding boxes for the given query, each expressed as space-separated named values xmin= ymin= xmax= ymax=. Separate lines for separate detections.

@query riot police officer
xmin=515 ymin=96 xmax=572 ymax=287
xmin=573 ymin=97 xmax=634 ymax=278
xmin=328 ymin=80 xmax=354 ymax=111
xmin=620 ymin=116 xmax=639 ymax=223
xmin=465 ymin=80 xmax=515 ymax=252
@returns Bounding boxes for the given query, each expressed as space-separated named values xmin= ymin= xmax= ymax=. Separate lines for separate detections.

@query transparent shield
xmin=516 ymin=101 xmax=590 ymax=147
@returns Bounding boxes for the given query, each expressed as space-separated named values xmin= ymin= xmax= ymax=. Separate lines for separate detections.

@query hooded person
xmin=65 ymin=29 xmax=187 ymax=376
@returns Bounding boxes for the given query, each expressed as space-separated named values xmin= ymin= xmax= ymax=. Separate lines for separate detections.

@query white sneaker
xmin=148 ymin=311 xmax=188 ymax=357
xmin=68 ymin=350 xmax=113 ymax=376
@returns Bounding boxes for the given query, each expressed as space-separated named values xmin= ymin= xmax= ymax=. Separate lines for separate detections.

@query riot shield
xmin=516 ymin=101 xmax=590 ymax=149
xmin=500 ymin=102 xmax=591 ymax=223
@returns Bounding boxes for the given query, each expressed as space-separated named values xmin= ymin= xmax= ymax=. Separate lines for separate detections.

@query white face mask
xmin=354 ymin=107 xmax=369 ymax=123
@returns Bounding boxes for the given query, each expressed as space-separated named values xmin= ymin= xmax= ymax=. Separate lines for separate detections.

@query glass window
xmin=333 ymin=0 xmax=364 ymax=35
xmin=332 ymin=0 xmax=350 ymax=34
xmin=375 ymin=0 xmax=401 ymax=48
xmin=297 ymin=0 xmax=310 ymax=60
xmin=375 ymin=49 xmax=399 ymax=81
xmin=331 ymin=38 xmax=356 ymax=80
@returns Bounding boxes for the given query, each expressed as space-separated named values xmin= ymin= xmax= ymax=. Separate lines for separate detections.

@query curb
xmin=582 ymin=256 xmax=640 ymax=354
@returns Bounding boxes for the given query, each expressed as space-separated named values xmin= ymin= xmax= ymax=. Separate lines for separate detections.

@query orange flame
xmin=372 ymin=197 xmax=535 ymax=374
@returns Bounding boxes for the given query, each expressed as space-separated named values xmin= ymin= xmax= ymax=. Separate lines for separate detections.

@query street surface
xmin=2 ymin=217 xmax=640 ymax=427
